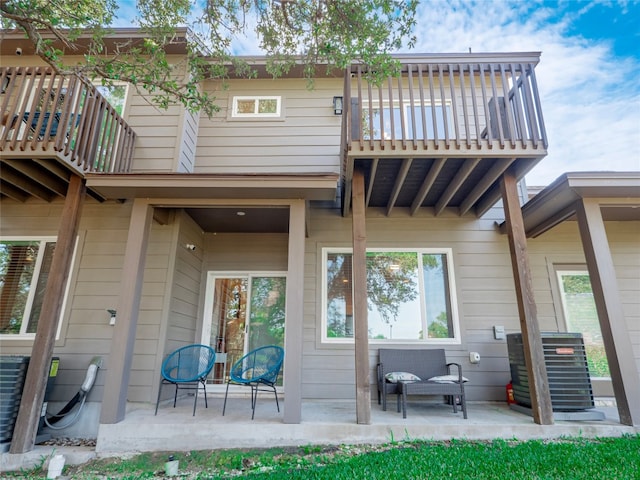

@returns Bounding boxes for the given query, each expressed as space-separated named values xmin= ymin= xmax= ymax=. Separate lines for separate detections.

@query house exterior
xmin=1 ymin=29 xmax=638 ymax=453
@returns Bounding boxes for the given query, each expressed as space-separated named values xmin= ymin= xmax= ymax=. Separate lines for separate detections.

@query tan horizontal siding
xmin=195 ymin=78 xmax=342 ymax=175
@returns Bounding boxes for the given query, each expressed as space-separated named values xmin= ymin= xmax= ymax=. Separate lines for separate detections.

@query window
xmin=232 ymin=96 xmax=281 ymax=117
xmin=0 ymin=238 xmax=56 ymax=336
xmin=362 ymin=103 xmax=452 ymax=140
xmin=557 ymin=269 xmax=610 ymax=378
xmin=322 ymin=248 xmax=460 ymax=343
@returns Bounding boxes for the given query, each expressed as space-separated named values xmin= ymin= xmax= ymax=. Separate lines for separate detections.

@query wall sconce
xmin=333 ymin=96 xmax=343 ymax=115
xmin=107 ymin=309 xmax=117 ymax=326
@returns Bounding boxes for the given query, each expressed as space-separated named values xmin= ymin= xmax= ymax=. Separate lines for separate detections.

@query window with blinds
xmin=0 ymin=239 xmax=56 ymax=336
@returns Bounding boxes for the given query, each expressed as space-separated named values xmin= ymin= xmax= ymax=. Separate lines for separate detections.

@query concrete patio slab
xmin=2 ymin=397 xmax=636 ymax=473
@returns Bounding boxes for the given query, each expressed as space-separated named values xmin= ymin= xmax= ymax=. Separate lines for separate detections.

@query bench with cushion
xmin=377 ymin=348 xmax=468 ymax=419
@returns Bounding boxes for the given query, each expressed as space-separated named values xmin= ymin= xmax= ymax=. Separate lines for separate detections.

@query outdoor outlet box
xmin=493 ymin=325 xmax=505 ymax=340
xmin=469 ymin=352 xmax=480 ymax=364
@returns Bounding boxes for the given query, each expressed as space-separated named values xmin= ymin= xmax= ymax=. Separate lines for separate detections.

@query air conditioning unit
xmin=507 ymin=332 xmax=604 ymax=420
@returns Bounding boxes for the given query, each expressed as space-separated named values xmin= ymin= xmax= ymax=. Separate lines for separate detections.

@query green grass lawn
xmin=6 ymin=435 xmax=639 ymax=479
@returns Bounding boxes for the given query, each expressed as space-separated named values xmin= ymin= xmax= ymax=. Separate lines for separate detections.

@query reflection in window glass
xmin=258 ymin=99 xmax=278 ymax=114
xmin=0 ymin=240 xmax=56 ymax=335
xmin=236 ymin=100 xmax=255 ymax=114
xmin=233 ymin=96 xmax=281 ymax=117
xmin=558 ymin=271 xmax=610 ymax=378
xmin=324 ymin=249 xmax=458 ymax=342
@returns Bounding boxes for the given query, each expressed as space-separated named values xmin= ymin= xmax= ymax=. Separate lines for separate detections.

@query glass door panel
xmin=204 ymin=274 xmax=286 ymax=385
xmin=247 ymin=276 xmax=286 ymax=352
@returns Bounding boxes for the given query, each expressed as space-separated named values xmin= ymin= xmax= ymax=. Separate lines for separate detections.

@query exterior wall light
xmin=107 ymin=309 xmax=117 ymax=326
xmin=333 ymin=96 xmax=343 ymax=115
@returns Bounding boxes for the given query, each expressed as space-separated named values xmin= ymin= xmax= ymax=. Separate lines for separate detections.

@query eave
xmin=517 ymin=172 xmax=640 ymax=237
xmin=84 ymin=172 xmax=339 ymax=202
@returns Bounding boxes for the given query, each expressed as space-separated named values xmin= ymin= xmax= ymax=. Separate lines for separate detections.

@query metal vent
xmin=0 ymin=356 xmax=30 ymax=444
xmin=507 ymin=332 xmax=595 ymax=411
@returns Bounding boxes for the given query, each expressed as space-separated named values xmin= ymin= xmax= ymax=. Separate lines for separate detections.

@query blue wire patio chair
xmin=154 ymin=344 xmax=216 ymax=416
xmin=222 ymin=345 xmax=284 ymax=420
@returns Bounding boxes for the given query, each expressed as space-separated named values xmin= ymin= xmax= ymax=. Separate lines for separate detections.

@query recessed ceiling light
xmin=237 ymin=211 xmax=246 ymax=216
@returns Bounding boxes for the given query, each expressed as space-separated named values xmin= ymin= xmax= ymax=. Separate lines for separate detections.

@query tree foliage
xmin=0 ymin=0 xmax=417 ymax=117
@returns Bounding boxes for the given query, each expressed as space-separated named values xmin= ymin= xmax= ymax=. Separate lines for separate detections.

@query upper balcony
xmin=0 ymin=66 xmax=136 ymax=202
xmin=340 ymin=53 xmax=548 ymax=217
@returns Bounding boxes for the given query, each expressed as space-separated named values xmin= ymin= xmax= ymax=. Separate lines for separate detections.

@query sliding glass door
xmin=202 ymin=273 xmax=286 ymax=385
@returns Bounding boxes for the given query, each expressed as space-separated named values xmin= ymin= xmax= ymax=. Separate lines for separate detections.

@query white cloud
xmin=410 ymin=0 xmax=640 ymax=185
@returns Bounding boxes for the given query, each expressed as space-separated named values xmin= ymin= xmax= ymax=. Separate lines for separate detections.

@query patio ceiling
xmin=344 ymin=155 xmax=544 ymax=217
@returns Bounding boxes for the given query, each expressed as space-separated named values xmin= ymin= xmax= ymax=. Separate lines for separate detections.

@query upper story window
xmin=232 ymin=96 xmax=282 ymax=118
xmin=362 ymin=102 xmax=452 ymax=140
xmin=322 ymin=248 xmax=460 ymax=344
xmin=0 ymin=238 xmax=57 ymax=337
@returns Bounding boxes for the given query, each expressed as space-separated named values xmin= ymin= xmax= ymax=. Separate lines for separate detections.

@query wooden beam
xmin=351 ymin=169 xmax=371 ymax=424
xmin=283 ymin=200 xmax=306 ymax=423
xmin=435 ymin=158 xmax=480 ymax=215
xmin=0 ymin=165 xmax=54 ymax=201
xmin=341 ymin=156 xmax=354 ymax=217
xmin=1 ymin=159 xmax=68 ymax=197
xmin=410 ymin=158 xmax=446 ymax=215
xmin=0 ymin=181 xmax=29 ymax=202
xmin=365 ymin=159 xmax=378 ymax=207
xmin=458 ymin=158 xmax=514 ymax=215
xmin=500 ymin=171 xmax=553 ymax=425
xmin=100 ymin=199 xmax=153 ymax=424
xmin=575 ymin=198 xmax=640 ymax=426
xmin=10 ymin=175 xmax=86 ymax=453
xmin=386 ymin=158 xmax=412 ymax=216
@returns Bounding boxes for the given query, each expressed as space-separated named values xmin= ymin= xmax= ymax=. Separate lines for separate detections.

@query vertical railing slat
xmin=407 ymin=64 xmax=418 ymax=150
xmin=418 ymin=64 xmax=430 ymax=148
xmin=467 ymin=64 xmax=482 ymax=147
xmin=448 ymin=64 xmax=461 ymax=148
xmin=509 ymin=63 xmax=527 ymax=145
xmin=499 ymin=63 xmax=517 ymax=148
xmin=520 ymin=63 xmax=540 ymax=147
xmin=528 ymin=63 xmax=548 ymax=149
xmin=387 ymin=76 xmax=396 ymax=149
xmin=478 ymin=63 xmax=493 ymax=146
xmin=397 ymin=73 xmax=406 ymax=150
xmin=438 ymin=65 xmax=450 ymax=148
xmin=459 ymin=64 xmax=471 ymax=148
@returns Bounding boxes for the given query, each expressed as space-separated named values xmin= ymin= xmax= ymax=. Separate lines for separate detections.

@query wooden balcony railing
xmin=343 ymin=55 xmax=548 ymax=156
xmin=0 ymin=66 xmax=135 ymax=174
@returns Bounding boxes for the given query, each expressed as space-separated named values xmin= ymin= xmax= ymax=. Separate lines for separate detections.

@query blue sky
xmin=114 ymin=0 xmax=640 ymax=186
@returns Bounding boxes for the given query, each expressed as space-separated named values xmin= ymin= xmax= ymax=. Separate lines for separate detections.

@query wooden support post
xmin=352 ymin=169 xmax=371 ymax=424
xmin=283 ymin=200 xmax=306 ymax=424
xmin=575 ymin=198 xmax=640 ymax=426
xmin=500 ymin=171 xmax=553 ymax=425
xmin=100 ymin=199 xmax=153 ymax=424
xmin=10 ymin=175 xmax=86 ymax=453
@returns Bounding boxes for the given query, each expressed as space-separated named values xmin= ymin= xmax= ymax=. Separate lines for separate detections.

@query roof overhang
xmin=84 ymin=172 xmax=339 ymax=202
xmin=518 ymin=172 xmax=640 ymax=238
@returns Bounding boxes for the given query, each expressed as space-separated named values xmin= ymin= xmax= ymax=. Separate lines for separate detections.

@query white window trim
xmin=321 ymin=247 xmax=461 ymax=345
xmin=231 ymin=96 xmax=282 ymax=118
xmin=0 ymin=236 xmax=76 ymax=340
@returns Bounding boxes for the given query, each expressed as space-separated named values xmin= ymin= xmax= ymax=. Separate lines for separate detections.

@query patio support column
xmin=10 ymin=175 xmax=86 ymax=453
xmin=500 ymin=171 xmax=553 ymax=425
xmin=100 ymin=199 xmax=153 ymax=424
xmin=574 ymin=198 xmax=640 ymax=426
xmin=352 ymin=169 xmax=371 ymax=424
xmin=283 ymin=200 xmax=305 ymax=423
